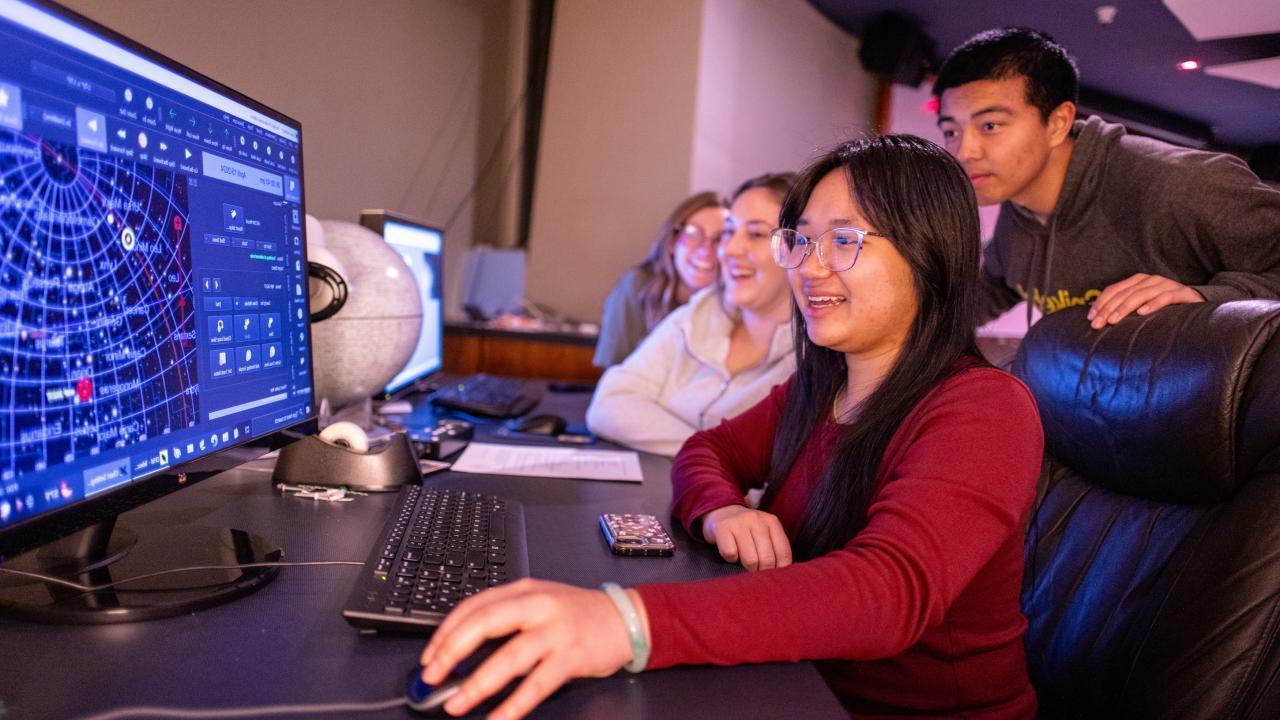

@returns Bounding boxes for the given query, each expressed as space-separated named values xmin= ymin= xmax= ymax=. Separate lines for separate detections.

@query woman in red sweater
xmin=419 ymin=135 xmax=1043 ymax=719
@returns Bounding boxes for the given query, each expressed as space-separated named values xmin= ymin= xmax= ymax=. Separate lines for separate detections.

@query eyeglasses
xmin=769 ymin=227 xmax=884 ymax=272
xmin=675 ymin=223 xmax=718 ymax=251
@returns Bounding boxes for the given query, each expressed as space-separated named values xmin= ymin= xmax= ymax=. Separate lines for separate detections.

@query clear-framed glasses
xmin=676 ymin=223 xmax=717 ymax=251
xmin=769 ymin=227 xmax=884 ymax=272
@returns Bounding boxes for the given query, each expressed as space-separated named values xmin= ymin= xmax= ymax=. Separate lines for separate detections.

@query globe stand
xmin=323 ymin=396 xmax=375 ymax=432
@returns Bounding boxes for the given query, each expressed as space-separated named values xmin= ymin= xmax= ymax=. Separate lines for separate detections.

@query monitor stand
xmin=0 ymin=514 xmax=281 ymax=624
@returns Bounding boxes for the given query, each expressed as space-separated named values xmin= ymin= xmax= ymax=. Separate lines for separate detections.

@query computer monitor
xmin=0 ymin=0 xmax=315 ymax=622
xmin=360 ymin=210 xmax=444 ymax=398
xmin=462 ymin=246 xmax=525 ymax=320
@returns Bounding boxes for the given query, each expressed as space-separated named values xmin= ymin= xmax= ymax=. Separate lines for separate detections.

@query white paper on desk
xmin=450 ymin=442 xmax=643 ymax=482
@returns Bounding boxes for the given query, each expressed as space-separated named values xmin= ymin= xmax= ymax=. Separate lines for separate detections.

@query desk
xmin=0 ymin=390 xmax=846 ymax=719
xmin=444 ymin=321 xmax=602 ymax=383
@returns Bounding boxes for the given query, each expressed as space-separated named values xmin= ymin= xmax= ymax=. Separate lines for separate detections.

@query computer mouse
xmin=406 ymin=646 xmax=527 ymax=717
xmin=433 ymin=418 xmax=475 ymax=439
xmin=510 ymin=413 xmax=567 ymax=436
xmin=406 ymin=668 xmax=464 ymax=716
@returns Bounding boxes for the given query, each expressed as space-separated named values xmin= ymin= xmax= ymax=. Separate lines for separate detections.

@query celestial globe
xmin=309 ymin=220 xmax=422 ymax=410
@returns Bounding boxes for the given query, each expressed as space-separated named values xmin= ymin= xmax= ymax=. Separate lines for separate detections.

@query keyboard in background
xmin=343 ymin=485 xmax=529 ymax=633
xmin=430 ymin=373 xmax=542 ymax=419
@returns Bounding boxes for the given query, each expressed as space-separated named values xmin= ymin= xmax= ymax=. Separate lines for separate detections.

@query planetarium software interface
xmin=381 ymin=220 xmax=443 ymax=395
xmin=0 ymin=0 xmax=312 ymax=527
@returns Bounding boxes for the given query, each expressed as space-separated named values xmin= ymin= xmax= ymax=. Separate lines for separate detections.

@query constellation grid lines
xmin=0 ymin=130 xmax=199 ymax=483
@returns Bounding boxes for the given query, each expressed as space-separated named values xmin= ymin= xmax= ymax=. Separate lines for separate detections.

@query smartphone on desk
xmin=599 ymin=513 xmax=675 ymax=557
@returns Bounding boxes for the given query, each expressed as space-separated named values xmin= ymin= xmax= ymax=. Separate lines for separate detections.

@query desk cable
xmin=73 ymin=697 xmax=409 ymax=720
xmin=0 ymin=560 xmax=364 ymax=593
xmin=4 ymin=560 xmax=407 ymax=719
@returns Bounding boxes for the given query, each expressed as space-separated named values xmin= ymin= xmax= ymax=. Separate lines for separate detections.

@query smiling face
xmin=789 ymin=170 xmax=917 ymax=360
xmin=672 ymin=205 xmax=727 ymax=293
xmin=718 ymin=187 xmax=791 ymax=316
xmin=936 ymin=76 xmax=1071 ymax=209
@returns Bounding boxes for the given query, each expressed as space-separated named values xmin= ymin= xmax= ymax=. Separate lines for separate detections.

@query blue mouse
xmin=406 ymin=641 xmax=514 ymax=717
xmin=406 ymin=668 xmax=464 ymax=716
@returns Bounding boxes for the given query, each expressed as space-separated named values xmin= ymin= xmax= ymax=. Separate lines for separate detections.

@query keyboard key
xmin=343 ymin=486 xmax=527 ymax=633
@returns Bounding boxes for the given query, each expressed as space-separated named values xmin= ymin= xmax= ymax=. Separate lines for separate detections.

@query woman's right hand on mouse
xmin=419 ymin=578 xmax=641 ymax=720
xmin=702 ymin=505 xmax=793 ymax=572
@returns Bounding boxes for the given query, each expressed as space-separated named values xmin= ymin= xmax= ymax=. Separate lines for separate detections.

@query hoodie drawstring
xmin=1024 ymin=217 xmax=1059 ymax=331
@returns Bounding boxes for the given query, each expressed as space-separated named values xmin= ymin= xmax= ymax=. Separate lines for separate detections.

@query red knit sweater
xmin=634 ymin=363 xmax=1042 ymax=718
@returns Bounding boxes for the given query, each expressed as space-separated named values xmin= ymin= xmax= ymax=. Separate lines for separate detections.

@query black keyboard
xmin=342 ymin=485 xmax=529 ymax=633
xmin=429 ymin=373 xmax=542 ymax=418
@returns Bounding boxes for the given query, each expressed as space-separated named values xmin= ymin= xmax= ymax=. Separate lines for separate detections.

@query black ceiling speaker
xmin=857 ymin=12 xmax=936 ymax=88
xmin=1251 ymin=143 xmax=1280 ymax=183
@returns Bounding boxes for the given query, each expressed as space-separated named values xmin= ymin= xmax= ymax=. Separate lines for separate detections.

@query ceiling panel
xmin=1206 ymin=57 xmax=1280 ymax=90
xmin=1164 ymin=0 xmax=1280 ymax=41
xmin=809 ymin=0 xmax=1280 ymax=148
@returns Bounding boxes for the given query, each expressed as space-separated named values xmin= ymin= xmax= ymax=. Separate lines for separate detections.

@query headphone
xmin=307 ymin=261 xmax=348 ymax=322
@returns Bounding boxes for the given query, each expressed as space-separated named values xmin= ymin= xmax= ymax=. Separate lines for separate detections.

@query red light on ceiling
xmin=1177 ymin=59 xmax=1200 ymax=71
xmin=924 ymin=97 xmax=939 ymax=113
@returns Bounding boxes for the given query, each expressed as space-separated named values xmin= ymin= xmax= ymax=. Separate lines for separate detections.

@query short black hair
xmin=932 ymin=27 xmax=1079 ymax=121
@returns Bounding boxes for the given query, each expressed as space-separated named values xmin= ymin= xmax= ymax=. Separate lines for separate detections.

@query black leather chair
xmin=1013 ymin=302 xmax=1280 ymax=719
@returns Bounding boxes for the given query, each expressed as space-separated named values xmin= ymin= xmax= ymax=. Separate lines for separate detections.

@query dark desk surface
xmin=0 ymin=390 xmax=846 ymax=720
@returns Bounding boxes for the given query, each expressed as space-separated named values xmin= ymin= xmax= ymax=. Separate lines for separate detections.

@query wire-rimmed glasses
xmin=675 ymin=223 xmax=718 ymax=251
xmin=769 ymin=227 xmax=884 ymax=272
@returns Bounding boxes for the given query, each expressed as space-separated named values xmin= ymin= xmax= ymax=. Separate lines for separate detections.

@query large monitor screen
xmin=361 ymin=210 xmax=443 ymax=397
xmin=0 ymin=0 xmax=313 ymax=543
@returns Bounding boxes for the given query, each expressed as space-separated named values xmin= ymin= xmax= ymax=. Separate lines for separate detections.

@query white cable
xmin=0 ymin=560 xmax=363 ymax=592
xmin=73 ymin=696 xmax=409 ymax=720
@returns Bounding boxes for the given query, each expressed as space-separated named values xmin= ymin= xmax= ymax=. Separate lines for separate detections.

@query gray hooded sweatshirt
xmin=978 ymin=116 xmax=1280 ymax=326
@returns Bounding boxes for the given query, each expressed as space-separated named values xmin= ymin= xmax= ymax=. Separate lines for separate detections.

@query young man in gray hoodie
xmin=933 ymin=28 xmax=1280 ymax=330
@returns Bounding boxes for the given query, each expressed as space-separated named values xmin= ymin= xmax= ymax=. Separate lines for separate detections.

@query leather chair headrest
xmin=1013 ymin=302 xmax=1280 ymax=503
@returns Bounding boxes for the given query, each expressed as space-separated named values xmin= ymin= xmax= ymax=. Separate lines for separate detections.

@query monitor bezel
xmin=0 ymin=0 xmax=317 ymax=561
xmin=358 ymin=209 xmax=446 ymax=400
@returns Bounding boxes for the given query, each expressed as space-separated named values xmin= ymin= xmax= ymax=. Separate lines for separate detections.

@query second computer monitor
xmin=360 ymin=210 xmax=444 ymax=397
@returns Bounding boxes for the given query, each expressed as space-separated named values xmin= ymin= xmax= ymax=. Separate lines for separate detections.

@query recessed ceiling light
xmin=1177 ymin=59 xmax=1200 ymax=71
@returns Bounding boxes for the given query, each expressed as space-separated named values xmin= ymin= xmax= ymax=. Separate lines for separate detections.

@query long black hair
xmin=762 ymin=134 xmax=983 ymax=559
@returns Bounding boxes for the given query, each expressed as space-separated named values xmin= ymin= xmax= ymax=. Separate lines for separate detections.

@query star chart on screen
xmin=0 ymin=130 xmax=198 ymax=482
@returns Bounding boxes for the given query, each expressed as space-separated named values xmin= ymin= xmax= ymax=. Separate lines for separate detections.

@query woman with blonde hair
xmin=593 ymin=192 xmax=729 ymax=367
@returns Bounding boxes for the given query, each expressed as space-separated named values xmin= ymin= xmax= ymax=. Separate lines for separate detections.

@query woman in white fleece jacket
xmin=587 ymin=173 xmax=797 ymax=456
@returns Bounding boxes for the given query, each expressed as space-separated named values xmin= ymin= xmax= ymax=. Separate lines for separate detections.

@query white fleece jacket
xmin=586 ymin=287 xmax=795 ymax=456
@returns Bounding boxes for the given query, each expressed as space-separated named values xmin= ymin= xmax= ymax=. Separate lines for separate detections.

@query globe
xmin=309 ymin=219 xmax=422 ymax=410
